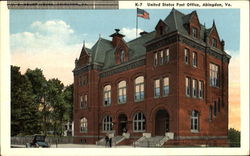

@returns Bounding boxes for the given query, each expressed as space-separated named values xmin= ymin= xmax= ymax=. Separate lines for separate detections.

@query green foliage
xmin=63 ymin=84 xmax=73 ymax=122
xmin=47 ymin=78 xmax=65 ymax=136
xmin=11 ymin=66 xmax=74 ymax=137
xmin=11 ymin=66 xmax=41 ymax=136
xmin=228 ymin=128 xmax=240 ymax=147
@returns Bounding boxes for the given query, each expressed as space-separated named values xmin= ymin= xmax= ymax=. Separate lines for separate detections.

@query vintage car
xmin=26 ymin=134 xmax=50 ymax=148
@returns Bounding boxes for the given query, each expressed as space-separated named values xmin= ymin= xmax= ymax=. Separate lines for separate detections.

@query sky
xmin=10 ymin=9 xmax=240 ymax=130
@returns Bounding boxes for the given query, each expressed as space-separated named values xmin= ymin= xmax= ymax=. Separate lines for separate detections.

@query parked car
xmin=26 ymin=134 xmax=50 ymax=148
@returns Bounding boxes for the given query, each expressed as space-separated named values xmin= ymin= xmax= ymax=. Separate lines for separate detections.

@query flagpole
xmin=136 ymin=8 xmax=138 ymax=38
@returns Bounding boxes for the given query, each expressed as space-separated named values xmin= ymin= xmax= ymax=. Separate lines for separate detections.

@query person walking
xmin=109 ymin=137 xmax=112 ymax=148
xmin=105 ymin=135 xmax=109 ymax=147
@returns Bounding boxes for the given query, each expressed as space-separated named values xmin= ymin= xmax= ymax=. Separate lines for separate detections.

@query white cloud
xmin=11 ymin=20 xmax=80 ymax=53
xmin=120 ymin=27 xmax=144 ymax=41
xmin=11 ymin=20 xmax=84 ymax=85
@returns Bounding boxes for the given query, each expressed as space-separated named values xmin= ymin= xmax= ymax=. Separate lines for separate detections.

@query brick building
xmin=73 ymin=9 xmax=231 ymax=146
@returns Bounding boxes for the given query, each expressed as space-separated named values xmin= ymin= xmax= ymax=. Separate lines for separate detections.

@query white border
xmin=1 ymin=0 xmax=249 ymax=155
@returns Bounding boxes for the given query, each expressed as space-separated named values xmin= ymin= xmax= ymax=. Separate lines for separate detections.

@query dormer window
xmin=192 ymin=27 xmax=198 ymax=38
xmin=212 ymin=38 xmax=217 ymax=48
xmin=159 ymin=26 xmax=164 ymax=35
xmin=120 ymin=50 xmax=125 ymax=63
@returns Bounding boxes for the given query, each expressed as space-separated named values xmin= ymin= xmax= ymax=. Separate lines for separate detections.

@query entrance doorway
xmin=155 ymin=109 xmax=169 ymax=136
xmin=118 ymin=114 xmax=128 ymax=135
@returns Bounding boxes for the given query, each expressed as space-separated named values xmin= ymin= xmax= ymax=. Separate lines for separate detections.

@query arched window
xmin=134 ymin=76 xmax=144 ymax=101
xmin=163 ymin=77 xmax=169 ymax=96
xmin=118 ymin=81 xmax=126 ymax=104
xmin=133 ymin=112 xmax=146 ymax=132
xmin=103 ymin=115 xmax=112 ymax=131
xmin=80 ymin=117 xmax=87 ymax=133
xmin=190 ymin=110 xmax=199 ymax=132
xmin=154 ymin=79 xmax=160 ymax=98
xmin=103 ymin=85 xmax=111 ymax=106
xmin=120 ymin=50 xmax=125 ymax=63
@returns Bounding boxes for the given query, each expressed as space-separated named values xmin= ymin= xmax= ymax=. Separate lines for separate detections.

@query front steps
xmin=134 ymin=132 xmax=174 ymax=147
xmin=96 ymin=133 xmax=130 ymax=146
xmin=96 ymin=132 xmax=174 ymax=147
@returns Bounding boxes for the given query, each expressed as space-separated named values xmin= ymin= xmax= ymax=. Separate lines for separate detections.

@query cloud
xmin=11 ymin=20 xmax=84 ymax=85
xmin=120 ymin=27 xmax=143 ymax=41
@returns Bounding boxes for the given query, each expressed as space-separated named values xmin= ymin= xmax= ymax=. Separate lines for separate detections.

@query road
xmin=11 ymin=144 xmax=135 ymax=148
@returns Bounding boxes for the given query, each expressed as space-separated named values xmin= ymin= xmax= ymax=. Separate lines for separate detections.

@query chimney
xmin=221 ymin=39 xmax=225 ymax=51
xmin=140 ymin=31 xmax=148 ymax=36
xmin=110 ymin=29 xmax=125 ymax=47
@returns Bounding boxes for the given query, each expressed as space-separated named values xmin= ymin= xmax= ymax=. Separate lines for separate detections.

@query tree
xmin=63 ymin=84 xmax=73 ymax=122
xmin=25 ymin=68 xmax=48 ymax=135
xmin=11 ymin=66 xmax=41 ymax=136
xmin=228 ymin=128 xmax=240 ymax=147
xmin=47 ymin=78 xmax=66 ymax=136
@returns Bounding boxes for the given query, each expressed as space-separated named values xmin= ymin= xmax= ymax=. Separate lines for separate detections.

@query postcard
xmin=0 ymin=0 xmax=249 ymax=156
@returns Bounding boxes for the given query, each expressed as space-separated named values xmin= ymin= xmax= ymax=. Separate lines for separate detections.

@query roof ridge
xmin=93 ymin=39 xmax=101 ymax=62
xmin=127 ymin=31 xmax=155 ymax=44
xmin=172 ymin=9 xmax=178 ymax=31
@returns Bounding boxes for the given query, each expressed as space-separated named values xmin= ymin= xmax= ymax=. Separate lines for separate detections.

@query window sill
xmin=190 ymin=130 xmax=199 ymax=133
xmin=102 ymin=130 xmax=113 ymax=133
xmin=118 ymin=102 xmax=126 ymax=105
xmin=154 ymin=96 xmax=160 ymax=99
xmin=210 ymin=85 xmax=220 ymax=89
xmin=133 ymin=130 xmax=146 ymax=133
xmin=134 ymin=99 xmax=144 ymax=103
xmin=103 ymin=105 xmax=111 ymax=107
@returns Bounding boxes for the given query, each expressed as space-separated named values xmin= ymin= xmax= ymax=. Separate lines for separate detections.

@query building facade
xmin=73 ymin=9 xmax=231 ymax=146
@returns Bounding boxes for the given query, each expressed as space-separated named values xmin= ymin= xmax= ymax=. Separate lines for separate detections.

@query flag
xmin=137 ymin=8 xmax=149 ymax=19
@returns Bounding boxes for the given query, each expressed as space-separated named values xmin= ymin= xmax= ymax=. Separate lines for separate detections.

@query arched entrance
xmin=118 ymin=114 xmax=128 ymax=135
xmin=155 ymin=109 xmax=169 ymax=136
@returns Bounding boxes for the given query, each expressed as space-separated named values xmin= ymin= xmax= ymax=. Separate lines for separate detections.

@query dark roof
xmin=77 ymin=9 xmax=228 ymax=70
xmin=102 ymin=31 xmax=156 ymax=69
xmin=90 ymin=37 xmax=113 ymax=64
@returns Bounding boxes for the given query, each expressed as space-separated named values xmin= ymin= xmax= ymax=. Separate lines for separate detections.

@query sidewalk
xmin=11 ymin=144 xmax=135 ymax=148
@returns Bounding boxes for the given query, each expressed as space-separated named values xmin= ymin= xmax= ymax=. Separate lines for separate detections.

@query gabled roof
xmin=90 ymin=37 xmax=113 ymax=64
xmin=102 ymin=31 xmax=156 ymax=69
xmin=76 ymin=9 xmax=227 ymax=71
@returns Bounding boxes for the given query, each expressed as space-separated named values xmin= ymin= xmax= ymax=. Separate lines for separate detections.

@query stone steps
xmin=134 ymin=136 xmax=167 ymax=147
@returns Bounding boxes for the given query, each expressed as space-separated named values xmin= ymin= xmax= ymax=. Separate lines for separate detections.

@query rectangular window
xmin=159 ymin=50 xmax=163 ymax=65
xmin=83 ymin=94 xmax=87 ymax=108
xmin=218 ymin=98 xmax=220 ymax=112
xmin=80 ymin=96 xmax=83 ymax=108
xmin=163 ymin=77 xmax=169 ymax=96
xmin=82 ymin=75 xmax=88 ymax=86
xmin=214 ymin=101 xmax=217 ymax=116
xmin=185 ymin=77 xmax=191 ymax=97
xmin=79 ymin=76 xmax=82 ymax=86
xmin=212 ymin=38 xmax=217 ymax=48
xmin=154 ymin=79 xmax=160 ymax=98
xmin=210 ymin=63 xmax=219 ymax=87
xmin=192 ymin=79 xmax=198 ymax=98
xmin=192 ymin=52 xmax=197 ymax=67
xmin=154 ymin=52 xmax=158 ymax=66
xmin=198 ymin=81 xmax=204 ymax=99
xmin=164 ymin=48 xmax=170 ymax=63
xmin=192 ymin=27 xmax=198 ymax=38
xmin=184 ymin=48 xmax=189 ymax=64
xmin=209 ymin=106 xmax=213 ymax=121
